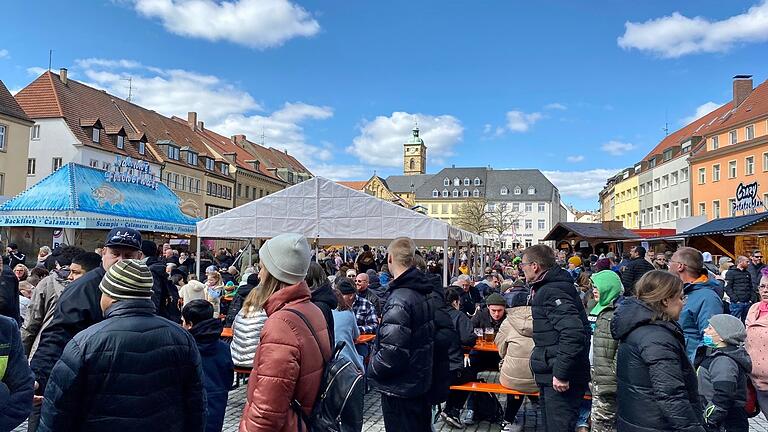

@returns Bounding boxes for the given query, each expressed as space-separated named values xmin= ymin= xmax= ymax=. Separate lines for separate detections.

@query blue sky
xmin=3 ymin=0 xmax=768 ymax=209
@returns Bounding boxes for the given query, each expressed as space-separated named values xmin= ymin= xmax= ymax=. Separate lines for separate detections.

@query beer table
xmin=472 ymin=339 xmax=498 ymax=352
xmin=355 ymin=334 xmax=375 ymax=345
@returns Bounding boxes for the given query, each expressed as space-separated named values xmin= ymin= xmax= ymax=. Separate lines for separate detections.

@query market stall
xmin=679 ymin=211 xmax=768 ymax=259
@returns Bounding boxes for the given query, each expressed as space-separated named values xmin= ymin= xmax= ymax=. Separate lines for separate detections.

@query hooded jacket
xmin=694 ymin=345 xmax=752 ymax=427
xmin=39 ymin=300 xmax=205 ymax=432
xmin=530 ymin=267 xmax=591 ymax=386
xmin=0 ymin=315 xmax=34 ymax=431
xmin=231 ymin=306 xmax=268 ymax=368
xmin=620 ymin=256 xmax=655 ymax=297
xmin=180 ymin=279 xmax=207 ymax=305
xmin=240 ymin=281 xmax=331 ymax=432
xmin=189 ymin=318 xmax=234 ymax=432
xmin=21 ymin=273 xmax=70 ymax=357
xmin=678 ymin=276 xmax=723 ymax=361
xmin=310 ymin=281 xmax=338 ymax=347
xmin=496 ymin=306 xmax=537 ymax=393
xmin=425 ymin=275 xmax=459 ymax=405
xmin=590 ymin=270 xmax=623 ymax=398
xmin=368 ymin=266 xmax=435 ymax=398
xmin=447 ymin=307 xmax=475 ymax=371
xmin=611 ymin=297 xmax=704 ymax=432
xmin=745 ymin=302 xmax=768 ymax=390
xmin=725 ymin=266 xmax=754 ymax=303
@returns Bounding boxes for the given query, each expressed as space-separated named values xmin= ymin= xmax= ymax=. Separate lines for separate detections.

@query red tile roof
xmin=641 ymin=102 xmax=732 ymax=161
xmin=338 ymin=181 xmax=367 ymax=190
xmin=703 ymin=78 xmax=768 ymax=135
xmin=14 ymin=71 xmax=160 ymax=164
xmin=0 ymin=80 xmax=31 ymax=122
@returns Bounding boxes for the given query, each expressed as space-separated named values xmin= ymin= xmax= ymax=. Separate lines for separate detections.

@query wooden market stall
xmin=542 ymin=221 xmax=641 ymax=256
xmin=679 ymin=211 xmax=768 ymax=259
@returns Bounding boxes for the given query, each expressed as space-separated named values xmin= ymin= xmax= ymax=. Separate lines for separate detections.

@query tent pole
xmin=443 ymin=240 xmax=448 ymax=286
xmin=248 ymin=240 xmax=252 ymax=267
xmin=195 ymin=235 xmax=201 ymax=279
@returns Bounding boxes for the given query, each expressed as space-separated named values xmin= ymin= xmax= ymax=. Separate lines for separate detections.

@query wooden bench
xmin=232 ymin=366 xmax=252 ymax=389
xmin=449 ymin=382 xmax=591 ymax=400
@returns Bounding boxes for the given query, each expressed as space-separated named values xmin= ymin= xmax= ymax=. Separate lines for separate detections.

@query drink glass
xmin=474 ymin=328 xmax=483 ymax=344
xmin=484 ymin=327 xmax=494 ymax=343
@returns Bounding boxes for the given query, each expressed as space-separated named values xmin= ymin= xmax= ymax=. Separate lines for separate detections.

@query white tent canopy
xmin=197 ymin=176 xmax=484 ymax=246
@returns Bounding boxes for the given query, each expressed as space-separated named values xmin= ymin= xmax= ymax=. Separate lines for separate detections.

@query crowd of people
xmin=1 ymin=230 xmax=767 ymax=432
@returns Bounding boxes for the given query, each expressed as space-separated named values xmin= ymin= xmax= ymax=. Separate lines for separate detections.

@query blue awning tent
xmin=0 ymin=162 xmax=199 ymax=234
xmin=679 ymin=212 xmax=768 ymax=237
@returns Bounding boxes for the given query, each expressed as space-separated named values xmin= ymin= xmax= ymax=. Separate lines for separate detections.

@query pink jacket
xmin=746 ymin=302 xmax=768 ymax=391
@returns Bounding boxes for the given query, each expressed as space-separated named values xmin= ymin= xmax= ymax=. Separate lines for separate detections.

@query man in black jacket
xmin=140 ymin=240 xmax=181 ymax=323
xmin=748 ymin=250 xmax=765 ymax=293
xmin=0 ymin=260 xmax=20 ymax=323
xmin=441 ymin=287 xmax=479 ymax=428
xmin=725 ymin=256 xmax=753 ymax=321
xmin=29 ymin=227 xmax=142 ymax=431
xmin=620 ymin=246 xmax=655 ymax=297
xmin=369 ymin=237 xmax=435 ymax=432
xmin=39 ymin=259 xmax=205 ymax=432
xmin=523 ymin=244 xmax=591 ymax=432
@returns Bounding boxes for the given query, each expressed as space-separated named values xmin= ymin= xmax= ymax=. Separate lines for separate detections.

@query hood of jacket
xmin=531 ymin=266 xmax=576 ymax=290
xmin=590 ymin=270 xmax=623 ymax=316
xmin=612 ymin=297 xmax=669 ymax=341
xmin=388 ymin=266 xmax=435 ymax=295
xmin=367 ymin=271 xmax=382 ymax=290
xmin=717 ymin=345 xmax=753 ymax=373
xmin=505 ymin=306 xmax=533 ymax=337
xmin=237 ymin=284 xmax=254 ymax=300
xmin=310 ymin=281 xmax=338 ymax=310
xmin=684 ymin=275 xmax=721 ymax=294
xmin=189 ymin=317 xmax=224 ymax=349
xmin=186 ymin=279 xmax=206 ymax=293
xmin=104 ymin=299 xmax=156 ymax=319
xmin=264 ymin=280 xmax=312 ymax=316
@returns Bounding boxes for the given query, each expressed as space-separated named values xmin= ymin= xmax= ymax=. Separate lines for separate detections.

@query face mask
xmin=702 ymin=334 xmax=719 ymax=348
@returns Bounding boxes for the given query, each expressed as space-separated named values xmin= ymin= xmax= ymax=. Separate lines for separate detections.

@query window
xmin=713 ymin=200 xmax=721 ymax=219
xmin=728 ymin=160 xmax=737 ymax=178
xmin=205 ymin=158 xmax=215 ymax=171
xmin=525 ymin=202 xmax=532 ymax=212
xmin=514 ymin=186 xmax=521 ymax=195
xmin=711 ymin=136 xmax=719 ymax=150
xmin=698 ymin=168 xmax=706 ymax=184
xmin=89 ymin=159 xmax=98 ymax=168
xmin=116 ymin=135 xmax=124 ymax=149
xmin=728 ymin=198 xmax=736 ymax=217
xmin=442 ymin=189 xmax=448 ymax=198
xmin=512 ymin=203 xmax=520 ymax=212
xmin=102 ymin=161 xmax=110 ymax=170
xmin=528 ymin=186 xmax=535 ymax=195
xmin=287 ymin=172 xmax=294 ymax=183
xmin=672 ymin=201 xmax=679 ymax=219
xmin=654 ymin=178 xmax=661 ymax=190
xmin=430 ymin=204 xmax=437 ymax=214
xmin=648 ymin=158 xmax=657 ymax=168
xmin=27 ymin=158 xmax=35 ymax=175
xmin=245 ymin=185 xmax=250 ymax=198
xmin=641 ymin=210 xmax=647 ymax=226
xmin=699 ymin=202 xmax=706 ymax=217
xmin=671 ymin=172 xmax=678 ymax=185
xmin=500 ymin=187 xmax=508 ymax=195
xmin=664 ymin=204 xmax=670 ymax=221
xmin=442 ymin=204 xmax=449 ymax=213
xmin=186 ymin=152 xmax=198 ymax=166
xmin=712 ymin=164 xmax=720 ymax=182
xmin=538 ymin=219 xmax=545 ymax=230
xmin=237 ymin=184 xmax=242 ymax=197
xmin=92 ymin=128 xmax=100 ymax=143
xmin=52 ymin=157 xmax=62 ymax=171
xmin=649 ymin=210 xmax=654 ymax=224
xmin=640 ymin=184 xmax=645 ymax=195
xmin=525 ymin=219 xmax=532 ymax=230
xmin=663 ymin=148 xmax=673 ymax=161
xmin=0 ymin=125 xmax=5 ymax=150
xmin=138 ymin=141 xmax=145 ymax=155
xmin=409 ymin=159 xmax=414 ymax=170
xmin=463 ymin=178 xmax=470 ymax=186
xmin=472 ymin=189 xmax=479 ymax=197
xmin=31 ymin=124 xmax=40 ymax=140
xmin=746 ymin=124 xmax=755 ymax=141
xmin=661 ymin=175 xmax=669 ymax=188
xmin=167 ymin=146 xmax=179 ymax=160
xmin=746 ymin=156 xmax=755 ymax=175
xmin=538 ymin=203 xmax=545 ymax=212
xmin=452 ymin=189 xmax=459 ymax=198
xmin=221 ymin=163 xmax=230 ymax=176
xmin=655 ymin=206 xmax=661 ymax=224
xmin=487 ymin=203 xmax=495 ymax=212
xmin=462 ymin=189 xmax=469 ymax=197
xmin=474 ymin=177 xmax=481 ymax=186
xmin=764 ymin=152 xmax=768 ymax=172
xmin=453 ymin=177 xmax=460 ymax=186
xmin=444 ymin=178 xmax=450 ymax=186
xmin=633 ymin=186 xmax=638 ymax=197
xmin=0 ymin=173 xmax=4 ymax=195
xmin=432 ymin=189 xmax=439 ymax=198
xmin=682 ymin=199 xmax=690 ymax=217
xmin=681 ymin=168 xmax=689 ymax=182
xmin=729 ymin=130 xmax=737 ymax=145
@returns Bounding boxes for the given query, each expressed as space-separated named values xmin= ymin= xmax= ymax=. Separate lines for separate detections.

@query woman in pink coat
xmin=745 ymin=267 xmax=768 ymax=419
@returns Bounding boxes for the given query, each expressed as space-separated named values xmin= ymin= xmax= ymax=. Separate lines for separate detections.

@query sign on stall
xmin=732 ymin=181 xmax=765 ymax=213
xmin=105 ymin=156 xmax=158 ymax=190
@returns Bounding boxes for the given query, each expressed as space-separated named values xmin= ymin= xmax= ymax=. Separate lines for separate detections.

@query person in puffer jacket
xmin=39 ymin=259 xmax=205 ymax=432
xmin=231 ymin=288 xmax=268 ymax=368
xmin=725 ymin=257 xmax=754 ymax=322
xmin=0 ymin=314 xmax=34 ymax=431
xmin=182 ymin=300 xmax=234 ymax=432
xmin=589 ymin=268 xmax=623 ymax=432
xmin=225 ymin=272 xmax=258 ymax=328
xmin=368 ymin=237 xmax=435 ymax=432
xmin=240 ymin=234 xmax=331 ymax=432
xmin=611 ymin=270 xmax=705 ymax=432
xmin=695 ymin=314 xmax=752 ymax=432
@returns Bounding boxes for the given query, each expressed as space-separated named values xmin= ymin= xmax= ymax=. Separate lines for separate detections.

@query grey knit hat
xmin=259 ymin=233 xmax=311 ymax=285
xmin=99 ymin=259 xmax=154 ymax=300
xmin=709 ymin=314 xmax=747 ymax=345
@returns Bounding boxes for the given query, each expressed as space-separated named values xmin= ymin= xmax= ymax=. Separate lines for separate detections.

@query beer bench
xmin=449 ymin=382 xmax=592 ymax=400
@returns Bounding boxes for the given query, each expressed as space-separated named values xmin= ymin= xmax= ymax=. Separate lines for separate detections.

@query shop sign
xmin=105 ymin=156 xmax=157 ymax=190
xmin=733 ymin=181 xmax=765 ymax=212
xmin=0 ymin=216 xmax=85 ymax=228
xmin=88 ymin=219 xmax=195 ymax=234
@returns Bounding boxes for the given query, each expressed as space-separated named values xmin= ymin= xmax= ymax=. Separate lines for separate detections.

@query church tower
xmin=403 ymin=126 xmax=427 ymax=175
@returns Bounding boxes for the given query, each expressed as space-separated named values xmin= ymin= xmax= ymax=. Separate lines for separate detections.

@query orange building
xmin=690 ymin=75 xmax=768 ymax=221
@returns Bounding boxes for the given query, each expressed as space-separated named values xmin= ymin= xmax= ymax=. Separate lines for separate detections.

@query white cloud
xmin=618 ymin=1 xmax=768 ymax=57
xmin=566 ymin=155 xmax=585 ymax=163
xmin=348 ymin=112 xmax=463 ymax=167
xmin=74 ymin=58 xmax=335 ymax=168
xmin=26 ymin=67 xmax=47 ymax=76
xmin=0 ymin=49 xmax=8 ymax=59
xmin=545 ymin=102 xmax=567 ymax=110
xmin=543 ymin=169 xmax=621 ymax=200
xmin=681 ymin=101 xmax=722 ymax=124
xmin=505 ymin=110 xmax=543 ymax=132
xmin=601 ymin=140 xmax=636 ymax=156
xmin=307 ymin=163 xmax=369 ymax=181
xmin=130 ymin=0 xmax=320 ymax=49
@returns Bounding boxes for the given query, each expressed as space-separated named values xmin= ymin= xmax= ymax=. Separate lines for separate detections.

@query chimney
xmin=733 ymin=75 xmax=753 ymax=108
xmin=197 ymin=121 xmax=204 ymax=131
xmin=187 ymin=112 xmax=197 ymax=130
xmin=231 ymin=134 xmax=246 ymax=146
xmin=59 ymin=68 xmax=68 ymax=85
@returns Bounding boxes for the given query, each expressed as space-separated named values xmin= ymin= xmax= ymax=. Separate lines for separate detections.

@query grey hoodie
xmin=695 ymin=345 xmax=752 ymax=426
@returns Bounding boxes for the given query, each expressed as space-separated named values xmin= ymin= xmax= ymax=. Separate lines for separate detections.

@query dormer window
xmin=221 ymin=163 xmax=230 ymax=175
xmin=462 ymin=190 xmax=469 ymax=197
xmin=474 ymin=177 xmax=481 ymax=186
xmin=473 ymin=189 xmax=479 ymax=197
xmin=500 ymin=187 xmax=508 ymax=195
xmin=138 ymin=141 xmax=145 ymax=155
xmin=453 ymin=177 xmax=460 ymax=186
xmin=452 ymin=189 xmax=459 ymax=197
xmin=528 ymin=186 xmax=535 ymax=195
xmin=92 ymin=127 xmax=100 ymax=143
xmin=205 ymin=158 xmax=215 ymax=171
xmin=514 ymin=186 xmax=522 ymax=195
xmin=186 ymin=151 xmax=198 ymax=166
xmin=442 ymin=189 xmax=448 ymax=197
xmin=116 ymin=135 xmax=125 ymax=149
xmin=167 ymin=146 xmax=180 ymax=160
xmin=444 ymin=178 xmax=450 ymax=186
xmin=463 ymin=178 xmax=470 ymax=186
xmin=432 ymin=189 xmax=439 ymax=198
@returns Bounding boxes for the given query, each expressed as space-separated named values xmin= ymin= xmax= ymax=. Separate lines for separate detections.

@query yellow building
xmin=0 ymin=80 xmax=33 ymax=199
xmin=613 ymin=168 xmax=640 ymax=228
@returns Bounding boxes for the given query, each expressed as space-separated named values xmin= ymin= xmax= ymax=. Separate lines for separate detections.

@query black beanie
xmin=337 ymin=278 xmax=356 ymax=295
xmin=247 ymin=273 xmax=260 ymax=286
xmin=140 ymin=240 xmax=158 ymax=258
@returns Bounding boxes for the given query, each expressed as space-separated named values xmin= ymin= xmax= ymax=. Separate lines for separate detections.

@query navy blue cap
xmin=104 ymin=228 xmax=142 ymax=250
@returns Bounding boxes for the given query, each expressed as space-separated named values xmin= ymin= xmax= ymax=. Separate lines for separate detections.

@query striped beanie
xmin=99 ymin=259 xmax=154 ymax=300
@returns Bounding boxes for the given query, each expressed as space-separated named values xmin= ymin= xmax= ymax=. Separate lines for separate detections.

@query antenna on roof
xmin=121 ymin=77 xmax=133 ymax=102
xmin=260 ymin=126 xmax=266 ymax=146
xmin=48 ymin=49 xmax=52 ymax=71
xmin=662 ymin=109 xmax=669 ymax=136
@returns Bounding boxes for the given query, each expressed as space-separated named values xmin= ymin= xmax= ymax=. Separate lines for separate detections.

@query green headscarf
xmin=589 ymin=270 xmax=623 ymax=316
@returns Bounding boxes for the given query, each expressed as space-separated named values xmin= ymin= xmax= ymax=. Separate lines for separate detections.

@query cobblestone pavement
xmin=13 ymin=382 xmax=768 ymax=431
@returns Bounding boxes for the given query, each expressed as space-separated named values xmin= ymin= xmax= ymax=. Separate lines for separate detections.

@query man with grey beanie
xmin=39 ymin=259 xmax=205 ymax=432
xmin=695 ymin=313 xmax=752 ymax=432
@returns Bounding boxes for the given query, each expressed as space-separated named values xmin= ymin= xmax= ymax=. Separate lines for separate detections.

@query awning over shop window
xmin=0 ymin=163 xmax=200 ymax=234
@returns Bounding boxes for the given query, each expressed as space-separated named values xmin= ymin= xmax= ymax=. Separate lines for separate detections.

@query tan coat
xmin=495 ymin=306 xmax=537 ymax=393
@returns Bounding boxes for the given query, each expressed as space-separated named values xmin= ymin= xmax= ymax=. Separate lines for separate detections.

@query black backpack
xmin=469 ymin=387 xmax=504 ymax=424
xmin=285 ymin=308 xmax=365 ymax=432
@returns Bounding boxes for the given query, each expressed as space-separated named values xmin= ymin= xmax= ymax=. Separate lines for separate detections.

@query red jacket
xmin=239 ymin=281 xmax=331 ymax=432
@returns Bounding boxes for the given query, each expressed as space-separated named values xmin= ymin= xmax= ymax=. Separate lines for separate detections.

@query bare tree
xmin=455 ymin=199 xmax=492 ymax=235
xmin=487 ymin=202 xmax=523 ymax=246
